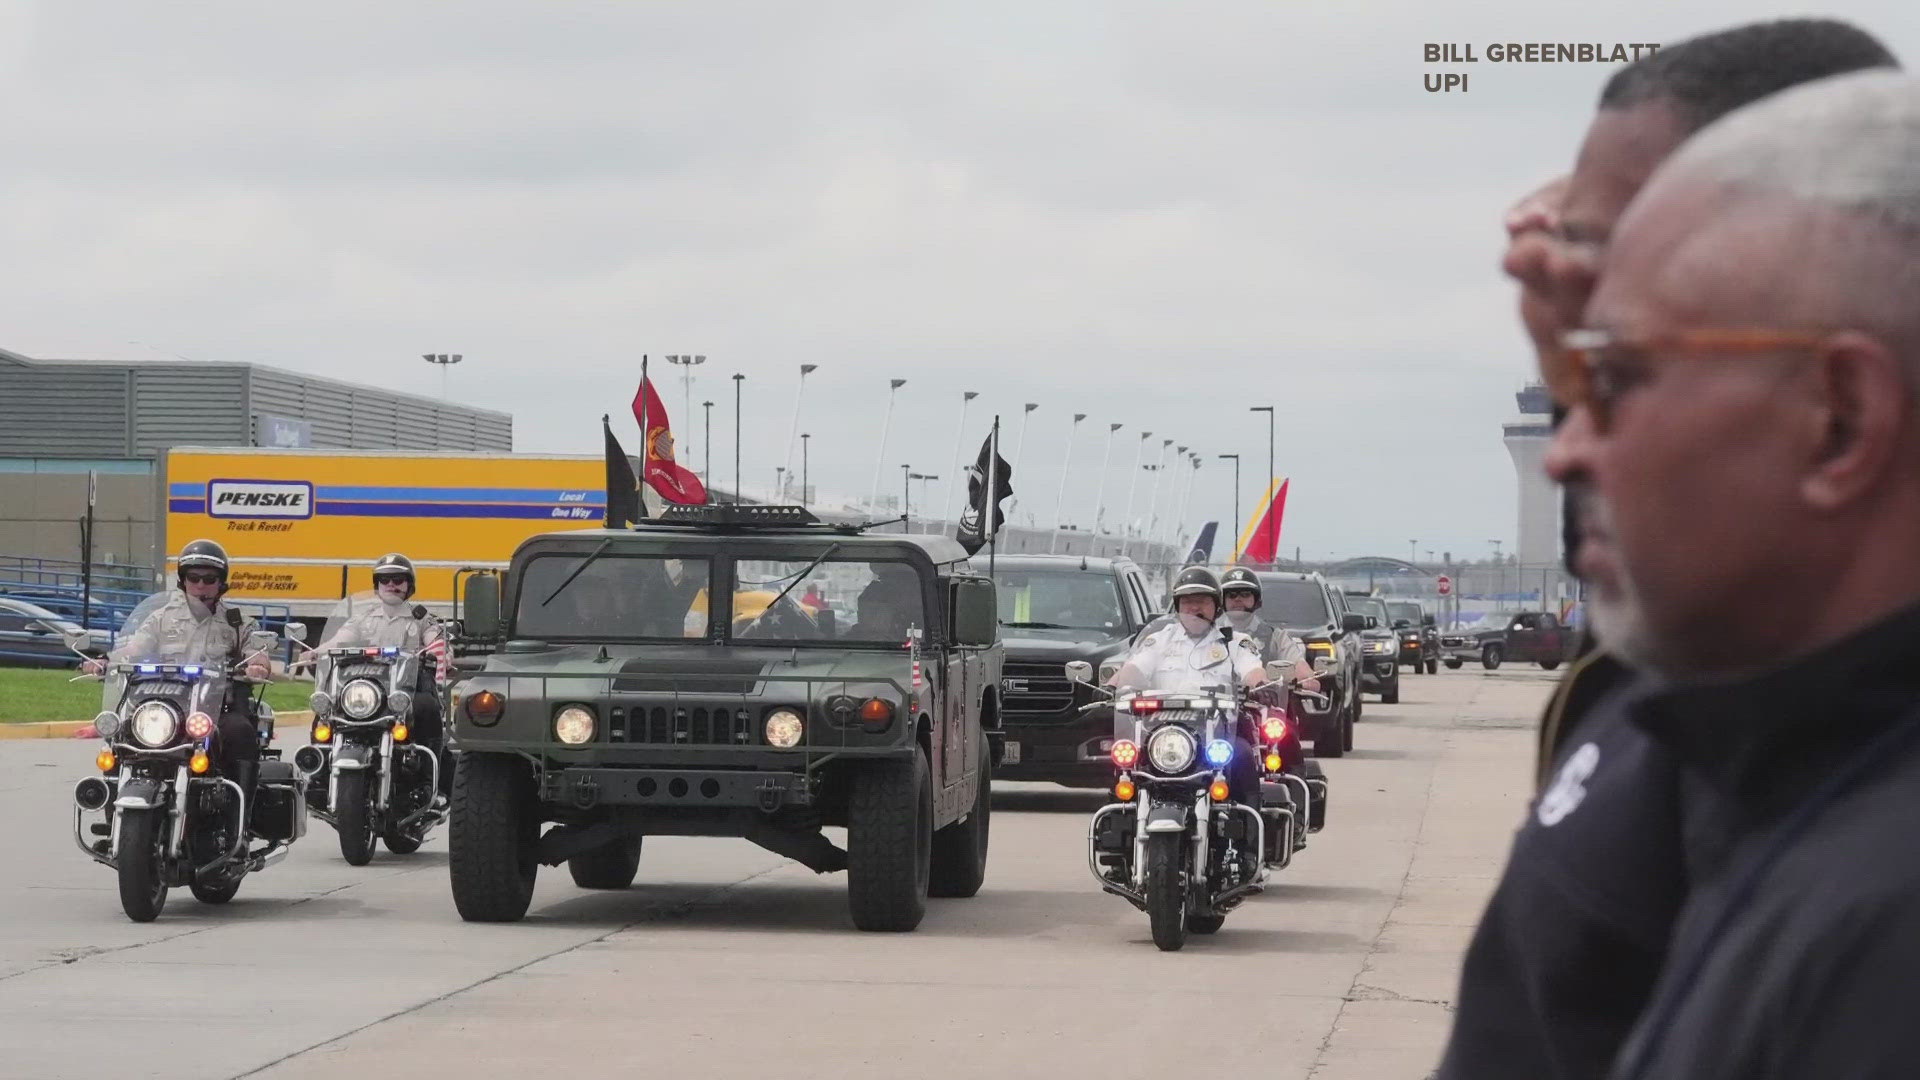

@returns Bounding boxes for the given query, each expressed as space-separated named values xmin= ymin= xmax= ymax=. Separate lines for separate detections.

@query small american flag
xmin=422 ymin=636 xmax=449 ymax=682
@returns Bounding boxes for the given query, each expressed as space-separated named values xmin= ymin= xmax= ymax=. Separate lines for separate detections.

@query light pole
xmin=775 ymin=466 xmax=787 ymax=502
xmin=1141 ymin=438 xmax=1172 ymax=559
xmin=800 ymin=433 xmax=810 ymax=507
xmin=944 ymin=390 xmax=979 ymax=528
xmin=1218 ymin=453 xmax=1240 ymax=561
xmin=907 ymin=471 xmax=938 ymax=534
xmin=702 ymin=400 xmax=714 ymax=492
xmin=1091 ymin=423 xmax=1123 ymax=551
xmin=665 ymin=354 xmax=705 ymax=430
xmin=1009 ymin=403 xmax=1037 ymax=516
xmin=901 ymin=464 xmax=912 ymax=533
xmin=421 ymin=353 xmax=463 ymax=398
xmin=1410 ymin=539 xmax=1418 ymax=565
xmin=1048 ymin=413 xmax=1086 ymax=554
xmin=1490 ymin=539 xmax=1504 ymax=605
xmin=1249 ymin=405 xmax=1275 ymax=563
xmin=1121 ymin=431 xmax=1151 ymax=556
xmin=782 ymin=363 xmax=817 ymax=494
xmin=1175 ymin=454 xmax=1202 ymax=556
xmin=732 ymin=374 xmax=745 ymax=505
xmin=869 ymin=379 xmax=907 ymax=516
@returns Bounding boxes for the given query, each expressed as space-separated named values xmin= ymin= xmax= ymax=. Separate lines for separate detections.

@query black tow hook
xmin=755 ymin=780 xmax=784 ymax=813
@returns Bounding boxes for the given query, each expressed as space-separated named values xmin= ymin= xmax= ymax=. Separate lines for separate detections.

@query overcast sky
xmin=5 ymin=1 xmax=1917 ymax=561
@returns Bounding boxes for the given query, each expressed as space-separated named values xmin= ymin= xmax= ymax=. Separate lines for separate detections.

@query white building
xmin=1502 ymin=384 xmax=1560 ymax=569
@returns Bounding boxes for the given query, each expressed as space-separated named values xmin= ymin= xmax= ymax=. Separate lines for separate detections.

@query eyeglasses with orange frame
xmin=1547 ymin=327 xmax=1830 ymax=429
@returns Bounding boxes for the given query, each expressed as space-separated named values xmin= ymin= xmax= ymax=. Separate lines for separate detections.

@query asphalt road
xmin=0 ymin=665 xmax=1556 ymax=1080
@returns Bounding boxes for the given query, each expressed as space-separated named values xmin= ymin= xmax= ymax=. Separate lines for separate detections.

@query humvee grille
xmin=611 ymin=704 xmax=756 ymax=746
xmin=613 ymin=658 xmax=763 ymax=696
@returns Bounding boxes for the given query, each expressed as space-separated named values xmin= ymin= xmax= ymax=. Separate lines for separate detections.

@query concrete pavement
xmin=0 ymin=665 xmax=1555 ymax=1079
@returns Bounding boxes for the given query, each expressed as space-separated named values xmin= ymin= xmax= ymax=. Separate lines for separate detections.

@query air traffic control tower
xmin=1503 ymin=383 xmax=1559 ymax=569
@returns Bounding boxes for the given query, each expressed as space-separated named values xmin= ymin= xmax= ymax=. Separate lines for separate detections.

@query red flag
xmin=631 ymin=379 xmax=709 ymax=505
xmin=1237 ymin=477 xmax=1289 ymax=564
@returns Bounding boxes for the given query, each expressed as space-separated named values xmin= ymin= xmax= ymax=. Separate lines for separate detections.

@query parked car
xmin=1253 ymin=571 xmax=1363 ymax=757
xmin=0 ymin=597 xmax=112 ymax=667
xmin=1342 ymin=594 xmax=1402 ymax=704
xmin=988 ymin=554 xmax=1160 ymax=787
xmin=1440 ymin=610 xmax=1577 ymax=669
xmin=1385 ymin=599 xmax=1440 ymax=674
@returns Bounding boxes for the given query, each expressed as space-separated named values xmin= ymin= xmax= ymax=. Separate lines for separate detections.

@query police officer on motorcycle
xmin=86 ymin=539 xmax=271 ymax=798
xmin=1219 ymin=567 xmax=1320 ymax=691
xmin=317 ymin=553 xmax=450 ymax=796
xmin=1106 ymin=566 xmax=1276 ymax=807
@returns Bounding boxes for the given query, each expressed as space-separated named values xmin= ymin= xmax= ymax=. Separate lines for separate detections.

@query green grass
xmin=0 ymin=666 xmax=315 ymax=722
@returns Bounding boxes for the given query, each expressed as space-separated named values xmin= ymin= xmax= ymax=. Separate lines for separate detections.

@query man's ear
xmin=1801 ymin=332 xmax=1906 ymax=511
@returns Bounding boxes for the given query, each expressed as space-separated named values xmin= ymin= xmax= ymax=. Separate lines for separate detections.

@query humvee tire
xmin=847 ymin=747 xmax=932 ymax=931
xmin=450 ymin=753 xmax=539 ymax=922
xmin=569 ymin=835 xmax=643 ymax=889
xmin=929 ymin=741 xmax=990 ymax=898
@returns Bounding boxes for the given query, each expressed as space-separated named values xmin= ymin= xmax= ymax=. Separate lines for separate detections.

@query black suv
xmin=1343 ymin=594 xmax=1403 ymax=704
xmin=989 ymin=554 xmax=1160 ymax=787
xmin=445 ymin=504 xmax=1003 ymax=932
xmin=1385 ymin=599 xmax=1440 ymax=674
xmin=1254 ymin=571 xmax=1364 ymax=757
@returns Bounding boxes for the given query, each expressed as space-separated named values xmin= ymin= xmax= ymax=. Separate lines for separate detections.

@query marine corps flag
xmin=603 ymin=416 xmax=643 ymax=528
xmin=956 ymin=420 xmax=1013 ymax=556
xmin=631 ymin=375 xmax=709 ymax=505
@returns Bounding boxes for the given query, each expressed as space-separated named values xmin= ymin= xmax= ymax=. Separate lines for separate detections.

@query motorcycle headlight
xmin=554 ymin=705 xmax=596 ymax=745
xmin=1145 ymin=726 xmax=1197 ymax=774
xmin=386 ymin=689 xmax=413 ymax=717
xmin=765 ymin=709 xmax=804 ymax=748
xmin=130 ymin=701 xmax=180 ymax=748
xmin=93 ymin=710 xmax=121 ymax=742
xmin=309 ymin=691 xmax=333 ymax=718
xmin=339 ymin=679 xmax=383 ymax=719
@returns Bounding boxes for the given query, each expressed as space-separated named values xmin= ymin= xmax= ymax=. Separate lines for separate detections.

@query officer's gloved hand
xmin=1250 ymin=681 xmax=1284 ymax=706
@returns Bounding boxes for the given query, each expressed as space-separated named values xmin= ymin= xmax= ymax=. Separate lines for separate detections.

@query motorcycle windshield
xmin=316 ymin=592 xmax=418 ymax=688
xmin=103 ymin=592 xmax=186 ymax=711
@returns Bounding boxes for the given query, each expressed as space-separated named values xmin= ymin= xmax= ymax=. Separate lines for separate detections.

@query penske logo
xmin=206 ymin=480 xmax=314 ymax=520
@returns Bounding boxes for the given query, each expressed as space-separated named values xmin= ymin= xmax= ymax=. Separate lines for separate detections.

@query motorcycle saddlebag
xmin=252 ymin=760 xmax=307 ymax=842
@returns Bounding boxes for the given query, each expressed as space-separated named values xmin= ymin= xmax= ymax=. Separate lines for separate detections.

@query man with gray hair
xmin=1544 ymin=70 xmax=1920 ymax=1077
xmin=1440 ymin=20 xmax=1898 ymax=1080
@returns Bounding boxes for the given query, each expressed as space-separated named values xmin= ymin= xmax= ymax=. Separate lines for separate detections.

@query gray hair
xmin=1651 ymin=71 xmax=1920 ymax=359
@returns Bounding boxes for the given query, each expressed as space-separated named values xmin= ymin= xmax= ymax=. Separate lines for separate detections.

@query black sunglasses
xmin=183 ymin=572 xmax=221 ymax=585
xmin=374 ymin=575 xmax=409 ymax=585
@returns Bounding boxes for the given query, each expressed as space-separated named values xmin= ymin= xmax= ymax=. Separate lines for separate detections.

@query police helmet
xmin=372 ymin=552 xmax=417 ymax=599
xmin=177 ymin=539 xmax=231 ymax=594
xmin=1169 ymin=566 xmax=1222 ymax=607
xmin=1220 ymin=566 xmax=1262 ymax=605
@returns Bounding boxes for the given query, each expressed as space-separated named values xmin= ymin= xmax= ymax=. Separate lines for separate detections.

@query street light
xmin=1009 ymin=403 xmax=1038 ymax=517
xmin=1091 ymin=423 xmax=1122 ymax=550
xmin=665 ymin=354 xmax=705 ymax=433
xmin=421 ymin=353 xmax=463 ymax=398
xmin=1410 ymin=539 xmax=1419 ymax=565
xmin=1249 ymin=405 xmax=1274 ymax=563
xmin=905 ymin=469 xmax=938 ymax=534
xmin=1218 ymin=453 xmax=1241 ymax=560
xmin=732 ymin=374 xmax=745 ymax=505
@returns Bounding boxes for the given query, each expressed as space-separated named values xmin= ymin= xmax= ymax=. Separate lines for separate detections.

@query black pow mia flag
xmin=604 ymin=416 xmax=644 ymax=529
xmin=955 ymin=425 xmax=1013 ymax=556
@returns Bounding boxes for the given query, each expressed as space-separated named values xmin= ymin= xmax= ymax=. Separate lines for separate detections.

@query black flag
xmin=604 ymin=416 xmax=644 ymax=528
xmin=956 ymin=426 xmax=1012 ymax=556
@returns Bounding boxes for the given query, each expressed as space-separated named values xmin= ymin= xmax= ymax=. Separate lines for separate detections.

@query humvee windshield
xmin=733 ymin=559 xmax=923 ymax=645
xmin=516 ymin=555 xmax=711 ymax=640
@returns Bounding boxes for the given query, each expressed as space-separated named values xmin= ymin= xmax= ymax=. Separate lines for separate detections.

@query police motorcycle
xmin=1074 ymin=657 xmax=1328 ymax=951
xmin=292 ymin=593 xmax=445 ymax=865
xmin=68 ymin=596 xmax=307 ymax=923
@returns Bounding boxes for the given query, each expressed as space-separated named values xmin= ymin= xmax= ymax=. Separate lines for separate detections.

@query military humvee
xmin=444 ymin=504 xmax=1002 ymax=932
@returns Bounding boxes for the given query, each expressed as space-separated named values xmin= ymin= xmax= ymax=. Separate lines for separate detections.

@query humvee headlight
xmin=1145 ymin=726 xmax=1196 ymax=774
xmin=764 ymin=709 xmax=804 ymax=748
xmin=553 ymin=705 xmax=596 ymax=745
xmin=131 ymin=701 xmax=180 ymax=748
xmin=340 ymin=679 xmax=383 ymax=719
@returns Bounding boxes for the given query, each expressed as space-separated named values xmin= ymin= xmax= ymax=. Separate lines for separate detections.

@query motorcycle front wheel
xmin=117 ymin=807 xmax=169 ymax=923
xmin=335 ymin=771 xmax=377 ymax=866
xmin=1145 ymin=831 xmax=1188 ymax=952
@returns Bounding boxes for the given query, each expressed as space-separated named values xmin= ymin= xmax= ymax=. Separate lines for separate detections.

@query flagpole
xmin=944 ymin=390 xmax=977 ymax=529
xmin=1090 ymin=422 xmax=1121 ymax=556
xmin=1048 ymin=413 xmax=1084 ymax=554
xmin=988 ymin=416 xmax=1000 ymax=576
xmin=637 ymin=355 xmax=650 ymax=519
xmin=1120 ymin=431 xmax=1149 ymax=559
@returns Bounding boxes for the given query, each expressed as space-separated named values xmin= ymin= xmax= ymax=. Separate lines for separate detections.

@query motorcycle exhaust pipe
xmin=74 ymin=777 xmax=113 ymax=812
xmin=293 ymin=746 xmax=328 ymax=776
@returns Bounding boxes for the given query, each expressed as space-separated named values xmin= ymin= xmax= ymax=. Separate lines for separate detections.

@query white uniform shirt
xmin=1118 ymin=621 xmax=1265 ymax=695
xmin=322 ymin=602 xmax=443 ymax=652
xmin=112 ymin=593 xmax=255 ymax=665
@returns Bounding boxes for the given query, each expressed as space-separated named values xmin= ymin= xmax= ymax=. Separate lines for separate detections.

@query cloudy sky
xmin=5 ymin=1 xmax=1916 ymax=561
